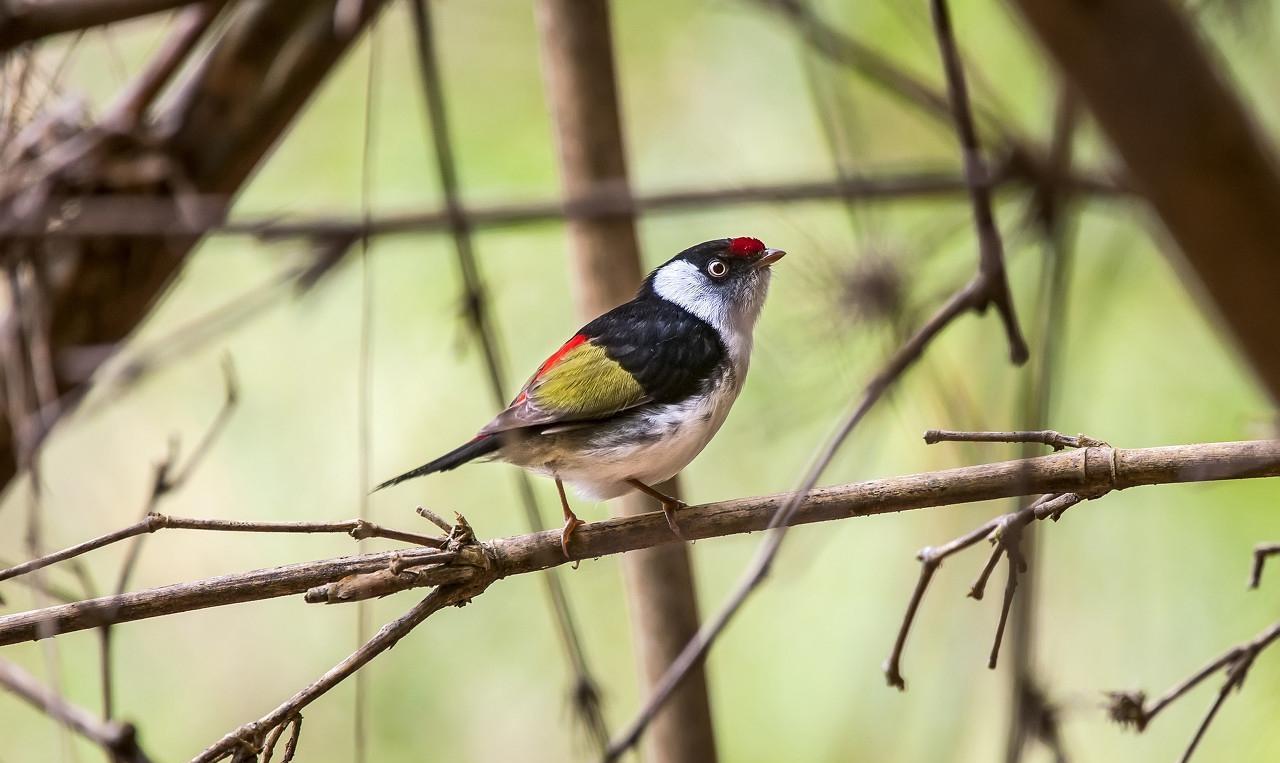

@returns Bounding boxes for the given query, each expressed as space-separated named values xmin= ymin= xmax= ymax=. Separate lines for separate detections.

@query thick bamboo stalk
xmin=533 ymin=2 xmax=719 ymax=762
xmin=1007 ymin=0 xmax=1280 ymax=400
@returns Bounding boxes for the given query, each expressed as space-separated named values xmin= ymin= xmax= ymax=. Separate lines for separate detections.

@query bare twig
xmin=883 ymin=488 xmax=1083 ymax=689
xmin=0 ymin=513 xmax=446 ymax=585
xmin=925 ymin=429 xmax=1108 ymax=450
xmin=0 ymin=556 xmax=79 ymax=603
xmin=0 ymin=658 xmax=153 ymax=763
xmin=191 ymin=577 xmax=491 ymax=763
xmin=756 ymin=0 xmax=960 ymax=131
xmin=351 ymin=21 xmax=380 ymax=763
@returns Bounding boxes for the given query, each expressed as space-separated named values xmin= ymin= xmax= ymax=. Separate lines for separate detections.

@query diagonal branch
xmin=929 ymin=0 xmax=1028 ymax=364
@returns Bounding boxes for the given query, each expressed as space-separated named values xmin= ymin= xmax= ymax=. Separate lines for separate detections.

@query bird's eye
xmin=707 ymin=259 xmax=728 ymax=278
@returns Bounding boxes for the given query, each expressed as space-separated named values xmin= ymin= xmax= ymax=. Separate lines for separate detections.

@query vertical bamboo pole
xmin=534 ymin=2 xmax=718 ymax=761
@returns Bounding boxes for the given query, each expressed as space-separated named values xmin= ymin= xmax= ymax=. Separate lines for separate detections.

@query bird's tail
xmin=372 ymin=435 xmax=499 ymax=492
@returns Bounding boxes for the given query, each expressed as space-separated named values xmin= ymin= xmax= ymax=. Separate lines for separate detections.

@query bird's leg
xmin=555 ymin=478 xmax=584 ymax=562
xmin=626 ymin=479 xmax=688 ymax=540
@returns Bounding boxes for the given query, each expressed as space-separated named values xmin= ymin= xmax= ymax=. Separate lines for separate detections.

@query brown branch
xmin=0 ymin=0 xmax=200 ymax=53
xmin=191 ymin=577 xmax=491 ymax=763
xmin=0 ymin=440 xmax=1274 ymax=649
xmin=536 ymin=0 xmax=717 ymax=759
xmin=100 ymin=0 xmax=226 ymax=131
xmin=0 ymin=658 xmax=153 ymax=763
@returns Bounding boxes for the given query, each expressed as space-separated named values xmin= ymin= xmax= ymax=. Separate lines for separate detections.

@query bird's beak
xmin=753 ymin=248 xmax=786 ymax=269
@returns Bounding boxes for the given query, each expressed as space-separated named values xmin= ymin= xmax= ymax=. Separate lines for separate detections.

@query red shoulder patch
xmin=729 ymin=237 xmax=766 ymax=256
xmin=535 ymin=333 xmax=589 ymax=379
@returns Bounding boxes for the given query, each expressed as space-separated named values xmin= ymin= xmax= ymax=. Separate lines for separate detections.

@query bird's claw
xmin=560 ymin=515 xmax=585 ymax=563
xmin=662 ymin=501 xmax=688 ymax=541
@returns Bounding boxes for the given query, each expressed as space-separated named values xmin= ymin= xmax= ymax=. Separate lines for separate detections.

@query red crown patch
xmin=728 ymin=237 xmax=766 ymax=256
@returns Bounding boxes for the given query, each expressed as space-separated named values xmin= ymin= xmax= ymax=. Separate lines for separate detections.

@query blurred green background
xmin=2 ymin=1 xmax=1278 ymax=761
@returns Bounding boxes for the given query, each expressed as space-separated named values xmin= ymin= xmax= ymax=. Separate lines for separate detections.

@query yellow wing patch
xmin=479 ymin=336 xmax=648 ymax=435
xmin=531 ymin=341 xmax=645 ymax=416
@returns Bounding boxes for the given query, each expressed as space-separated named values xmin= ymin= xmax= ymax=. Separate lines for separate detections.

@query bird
xmin=374 ymin=236 xmax=785 ymax=558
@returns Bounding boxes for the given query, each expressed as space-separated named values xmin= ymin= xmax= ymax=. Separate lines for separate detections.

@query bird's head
xmin=645 ymin=237 xmax=785 ymax=338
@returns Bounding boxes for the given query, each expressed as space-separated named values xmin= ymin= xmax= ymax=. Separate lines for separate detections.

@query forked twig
xmin=1107 ymin=620 xmax=1280 ymax=762
xmin=884 ymin=430 xmax=1099 ymax=688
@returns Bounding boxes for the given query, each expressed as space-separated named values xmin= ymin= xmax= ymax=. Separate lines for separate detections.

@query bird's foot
xmin=661 ymin=500 xmax=688 ymax=541
xmin=560 ymin=514 xmax=585 ymax=563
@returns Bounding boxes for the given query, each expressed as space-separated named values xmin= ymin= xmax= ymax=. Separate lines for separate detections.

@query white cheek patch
xmin=651 ymin=259 xmax=730 ymax=335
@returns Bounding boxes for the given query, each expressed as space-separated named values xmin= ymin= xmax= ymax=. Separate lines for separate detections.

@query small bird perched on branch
xmin=375 ymin=237 xmax=785 ymax=557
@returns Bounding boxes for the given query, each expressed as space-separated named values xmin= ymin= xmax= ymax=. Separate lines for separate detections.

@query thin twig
xmin=352 ymin=19 xmax=380 ymax=763
xmin=925 ymin=429 xmax=1108 ymax=450
xmin=883 ymin=491 xmax=1083 ymax=689
xmin=0 ymin=513 xmax=444 ymax=585
xmin=0 ymin=0 xmax=202 ymax=53
xmin=757 ymin=0 xmax=962 ymax=131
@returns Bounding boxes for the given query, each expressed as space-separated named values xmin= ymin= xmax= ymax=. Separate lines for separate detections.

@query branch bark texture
xmin=1 ymin=439 xmax=1275 ymax=647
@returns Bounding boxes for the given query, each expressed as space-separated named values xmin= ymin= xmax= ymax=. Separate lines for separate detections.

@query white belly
xmin=500 ymin=373 xmax=741 ymax=501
